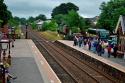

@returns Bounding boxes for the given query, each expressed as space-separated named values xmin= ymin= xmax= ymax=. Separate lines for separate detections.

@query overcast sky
xmin=4 ymin=0 xmax=110 ymax=19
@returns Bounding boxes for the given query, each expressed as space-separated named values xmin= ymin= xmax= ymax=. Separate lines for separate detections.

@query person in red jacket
xmin=107 ymin=45 xmax=111 ymax=58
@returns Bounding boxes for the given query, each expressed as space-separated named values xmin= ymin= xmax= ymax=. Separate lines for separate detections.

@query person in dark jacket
xmin=113 ymin=45 xmax=118 ymax=58
xmin=73 ymin=36 xmax=78 ymax=46
xmin=78 ymin=36 xmax=83 ymax=47
xmin=97 ymin=43 xmax=102 ymax=56
xmin=88 ymin=40 xmax=91 ymax=50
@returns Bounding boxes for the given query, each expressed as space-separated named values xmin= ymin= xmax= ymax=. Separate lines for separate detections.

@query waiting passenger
xmin=113 ymin=45 xmax=118 ymax=58
xmin=88 ymin=40 xmax=91 ymax=50
xmin=78 ymin=36 xmax=83 ymax=47
xmin=73 ymin=36 xmax=78 ymax=46
xmin=97 ymin=43 xmax=102 ymax=56
xmin=83 ymin=39 xmax=87 ymax=46
xmin=107 ymin=45 xmax=111 ymax=58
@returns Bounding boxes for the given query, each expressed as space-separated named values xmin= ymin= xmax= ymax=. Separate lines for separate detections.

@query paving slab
xmin=9 ymin=39 xmax=61 ymax=83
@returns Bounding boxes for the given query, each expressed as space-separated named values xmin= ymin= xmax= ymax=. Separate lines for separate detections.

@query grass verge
xmin=40 ymin=31 xmax=64 ymax=41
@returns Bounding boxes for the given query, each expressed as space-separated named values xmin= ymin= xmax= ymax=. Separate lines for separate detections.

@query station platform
xmin=9 ymin=39 xmax=61 ymax=83
xmin=57 ymin=40 xmax=125 ymax=73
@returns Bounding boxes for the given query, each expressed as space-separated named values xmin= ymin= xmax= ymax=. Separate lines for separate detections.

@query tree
xmin=13 ymin=16 xmax=20 ymax=22
xmin=51 ymin=2 xmax=79 ymax=18
xmin=42 ymin=22 xmax=48 ymax=31
xmin=0 ymin=19 xmax=3 ymax=27
xmin=48 ymin=20 xmax=58 ymax=31
xmin=42 ymin=21 xmax=58 ymax=31
xmin=8 ymin=18 xmax=19 ymax=26
xmin=35 ymin=14 xmax=47 ymax=21
xmin=79 ymin=17 xmax=86 ymax=31
xmin=65 ymin=10 xmax=88 ymax=32
xmin=20 ymin=18 xmax=27 ymax=25
xmin=0 ymin=0 xmax=12 ymax=27
xmin=8 ymin=16 xmax=27 ymax=27
xmin=8 ymin=16 xmax=20 ymax=26
xmin=54 ymin=14 xmax=65 ymax=25
xmin=65 ymin=10 xmax=80 ymax=28
xmin=53 ymin=10 xmax=88 ymax=34
xmin=28 ymin=16 xmax=35 ymax=23
xmin=97 ymin=0 xmax=125 ymax=32
xmin=31 ymin=22 xmax=37 ymax=29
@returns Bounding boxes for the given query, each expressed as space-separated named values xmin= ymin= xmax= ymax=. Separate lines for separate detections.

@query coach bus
xmin=87 ymin=28 xmax=109 ymax=39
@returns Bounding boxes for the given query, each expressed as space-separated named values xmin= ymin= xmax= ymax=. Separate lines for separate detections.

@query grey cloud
xmin=4 ymin=0 xmax=110 ymax=18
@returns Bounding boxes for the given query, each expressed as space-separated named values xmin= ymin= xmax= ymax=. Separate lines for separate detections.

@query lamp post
xmin=0 ymin=42 xmax=2 ymax=62
xmin=0 ymin=62 xmax=5 ymax=83
xmin=11 ymin=27 xmax=15 ymax=47
xmin=0 ymin=39 xmax=9 ymax=62
xmin=7 ymin=39 xmax=11 ymax=65
xmin=25 ymin=23 xmax=28 ymax=39
xmin=0 ymin=32 xmax=2 ymax=62
xmin=0 ymin=36 xmax=11 ymax=83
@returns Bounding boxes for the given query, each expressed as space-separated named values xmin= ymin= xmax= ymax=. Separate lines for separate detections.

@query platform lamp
xmin=0 ymin=38 xmax=10 ymax=64
xmin=11 ymin=27 xmax=15 ymax=47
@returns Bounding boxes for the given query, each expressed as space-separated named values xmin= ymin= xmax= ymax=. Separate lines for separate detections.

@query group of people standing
xmin=73 ymin=35 xmax=118 ymax=58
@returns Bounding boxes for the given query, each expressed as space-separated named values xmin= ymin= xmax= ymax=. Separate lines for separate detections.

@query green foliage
xmin=48 ymin=21 xmax=58 ymax=31
xmin=15 ymin=26 xmax=21 ymax=37
xmin=79 ymin=18 xmax=91 ymax=33
xmin=0 ymin=19 xmax=3 ymax=22
xmin=71 ymin=27 xmax=80 ymax=33
xmin=41 ymin=31 xmax=63 ymax=41
xmin=85 ymin=19 xmax=91 ymax=27
xmin=53 ymin=10 xmax=89 ymax=34
xmin=64 ymin=10 xmax=88 ymax=32
xmin=51 ymin=2 xmax=79 ymax=18
xmin=20 ymin=18 xmax=27 ymax=25
xmin=98 ymin=0 xmax=125 ymax=32
xmin=8 ymin=16 xmax=26 ymax=27
xmin=0 ymin=0 xmax=12 ymax=26
xmin=54 ymin=14 xmax=65 ymax=25
xmin=42 ymin=22 xmax=48 ymax=31
xmin=78 ymin=17 xmax=87 ymax=31
xmin=8 ymin=18 xmax=19 ymax=26
xmin=35 ymin=14 xmax=47 ymax=21
xmin=31 ymin=22 xmax=37 ymax=29
xmin=64 ymin=35 xmax=74 ymax=40
xmin=52 ymin=3 xmax=90 ymax=34
xmin=13 ymin=16 xmax=20 ymax=23
xmin=42 ymin=21 xmax=58 ymax=31
xmin=28 ymin=16 xmax=35 ymax=23
xmin=65 ymin=10 xmax=80 ymax=28
xmin=0 ymin=19 xmax=3 ymax=27
xmin=8 ymin=16 xmax=27 ymax=26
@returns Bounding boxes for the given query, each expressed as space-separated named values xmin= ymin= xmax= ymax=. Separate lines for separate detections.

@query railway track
xmin=28 ymin=30 xmax=76 ymax=83
xmin=54 ymin=41 xmax=121 ymax=82
xmin=21 ymin=26 xmax=73 ymax=82
xmin=24 ymin=27 xmax=118 ymax=83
